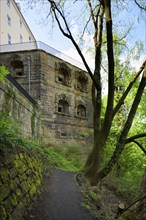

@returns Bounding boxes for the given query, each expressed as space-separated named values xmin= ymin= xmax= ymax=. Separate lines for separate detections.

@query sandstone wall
xmin=0 ymin=149 xmax=42 ymax=220
xmin=0 ymin=78 xmax=42 ymax=139
xmin=0 ymin=49 xmax=93 ymax=144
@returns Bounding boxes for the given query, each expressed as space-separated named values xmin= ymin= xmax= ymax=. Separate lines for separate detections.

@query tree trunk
xmin=84 ymin=105 xmax=104 ymax=182
xmin=83 ymin=3 xmax=104 ymax=181
xmin=84 ymin=0 xmax=115 ymax=185
xmin=141 ymin=168 xmax=146 ymax=196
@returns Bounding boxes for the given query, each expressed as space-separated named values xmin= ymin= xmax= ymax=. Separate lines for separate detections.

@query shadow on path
xmin=24 ymin=170 xmax=98 ymax=220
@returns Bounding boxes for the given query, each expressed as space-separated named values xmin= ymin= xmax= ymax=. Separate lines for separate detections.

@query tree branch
xmin=132 ymin=140 xmax=146 ymax=154
xmin=125 ymin=133 xmax=146 ymax=144
xmin=113 ymin=60 xmax=146 ymax=117
xmin=48 ymin=0 xmax=101 ymax=91
xmin=87 ymin=0 xmax=97 ymax=28
xmin=134 ymin=0 xmax=146 ymax=11
xmin=79 ymin=15 xmax=91 ymax=41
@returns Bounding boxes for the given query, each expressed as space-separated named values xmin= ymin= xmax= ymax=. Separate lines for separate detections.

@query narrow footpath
xmin=24 ymin=170 xmax=97 ymax=220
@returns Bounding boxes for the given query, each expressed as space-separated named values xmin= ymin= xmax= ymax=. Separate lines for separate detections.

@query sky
xmin=16 ymin=0 xmax=146 ymax=70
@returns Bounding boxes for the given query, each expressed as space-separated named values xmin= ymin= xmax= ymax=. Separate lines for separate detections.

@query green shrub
xmin=0 ymin=66 xmax=9 ymax=81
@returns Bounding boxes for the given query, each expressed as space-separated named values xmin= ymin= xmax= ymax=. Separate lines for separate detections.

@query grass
xmin=43 ymin=146 xmax=83 ymax=171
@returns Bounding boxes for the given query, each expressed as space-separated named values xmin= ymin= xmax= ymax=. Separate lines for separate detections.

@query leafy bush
xmin=0 ymin=66 xmax=9 ymax=81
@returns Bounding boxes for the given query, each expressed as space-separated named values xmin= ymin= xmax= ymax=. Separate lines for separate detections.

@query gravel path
xmin=24 ymin=170 xmax=97 ymax=220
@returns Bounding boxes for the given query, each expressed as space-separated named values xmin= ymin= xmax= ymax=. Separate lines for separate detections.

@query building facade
xmin=0 ymin=0 xmax=36 ymax=47
xmin=0 ymin=48 xmax=93 ymax=143
xmin=0 ymin=0 xmax=93 ymax=144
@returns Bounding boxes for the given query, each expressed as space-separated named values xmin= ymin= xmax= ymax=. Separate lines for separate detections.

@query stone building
xmin=0 ymin=46 xmax=93 ymax=143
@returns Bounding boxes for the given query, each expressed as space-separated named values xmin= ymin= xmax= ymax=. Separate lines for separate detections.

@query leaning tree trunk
xmin=141 ymin=168 xmax=146 ymax=196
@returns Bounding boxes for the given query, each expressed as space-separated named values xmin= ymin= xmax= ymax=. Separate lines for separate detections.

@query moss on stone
xmin=27 ymin=157 xmax=34 ymax=169
xmin=25 ymin=194 xmax=31 ymax=204
xmin=0 ymin=168 xmax=10 ymax=183
xmin=19 ymin=163 xmax=27 ymax=174
xmin=0 ymin=183 xmax=10 ymax=201
xmin=36 ymin=178 xmax=41 ymax=187
xmin=10 ymin=167 xmax=18 ymax=179
xmin=29 ymin=184 xmax=37 ymax=198
xmin=4 ymin=197 xmax=14 ymax=214
xmin=7 ymin=213 xmax=12 ymax=220
xmin=0 ymin=202 xmax=7 ymax=220
xmin=9 ymin=180 xmax=15 ymax=191
xmin=16 ymin=189 xmax=21 ymax=198
xmin=19 ymin=153 xmax=24 ymax=160
xmin=15 ymin=177 xmax=20 ymax=185
xmin=11 ymin=193 xmax=18 ymax=207
xmin=21 ymin=181 xmax=29 ymax=194
xmin=13 ymin=159 xmax=23 ymax=169
xmin=2 ymin=92 xmax=11 ymax=112
xmin=1 ymin=149 xmax=43 ymax=220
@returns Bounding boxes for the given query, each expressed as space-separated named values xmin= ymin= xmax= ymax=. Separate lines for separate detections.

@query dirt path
xmin=24 ymin=170 xmax=97 ymax=220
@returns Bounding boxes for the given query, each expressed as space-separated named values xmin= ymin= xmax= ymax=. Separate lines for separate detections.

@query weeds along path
xmin=24 ymin=169 xmax=97 ymax=220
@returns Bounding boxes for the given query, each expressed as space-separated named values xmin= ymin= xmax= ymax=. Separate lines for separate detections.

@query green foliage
xmin=0 ymin=66 xmax=9 ymax=81
xmin=79 ymin=131 xmax=92 ymax=139
xmin=43 ymin=147 xmax=80 ymax=171
xmin=100 ymin=87 xmax=146 ymax=198
xmin=81 ymin=202 xmax=90 ymax=210
xmin=100 ymin=115 xmax=146 ymax=198
xmin=90 ymin=191 xmax=98 ymax=202
xmin=116 ymin=143 xmax=146 ymax=198
xmin=44 ymin=143 xmax=85 ymax=171
xmin=0 ymin=113 xmax=84 ymax=171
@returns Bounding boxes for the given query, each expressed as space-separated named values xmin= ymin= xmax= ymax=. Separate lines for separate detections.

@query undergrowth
xmin=0 ymin=113 xmax=84 ymax=171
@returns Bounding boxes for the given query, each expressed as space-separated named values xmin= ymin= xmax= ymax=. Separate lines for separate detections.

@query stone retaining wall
xmin=0 ymin=79 xmax=42 ymax=140
xmin=0 ymin=149 xmax=42 ymax=220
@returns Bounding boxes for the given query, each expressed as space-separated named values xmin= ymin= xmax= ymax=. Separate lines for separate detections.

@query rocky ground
xmin=76 ymin=173 xmax=133 ymax=220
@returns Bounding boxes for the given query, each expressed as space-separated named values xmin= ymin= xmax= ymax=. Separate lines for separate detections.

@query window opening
xmin=8 ymin=34 xmax=11 ymax=45
xmin=77 ymin=76 xmax=88 ymax=92
xmin=10 ymin=60 xmax=24 ymax=77
xmin=20 ymin=34 xmax=23 ymax=43
xmin=20 ymin=20 xmax=22 ymax=28
xmin=58 ymin=68 xmax=70 ymax=85
xmin=61 ymin=132 xmax=67 ymax=137
xmin=58 ymin=100 xmax=69 ymax=114
xmin=77 ymin=105 xmax=86 ymax=117
xmin=7 ymin=0 xmax=10 ymax=7
xmin=7 ymin=15 xmax=11 ymax=26
xmin=58 ymin=73 xmax=64 ymax=83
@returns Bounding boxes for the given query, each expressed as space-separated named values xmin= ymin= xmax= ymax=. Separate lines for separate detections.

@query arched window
xmin=58 ymin=100 xmax=69 ymax=114
xmin=58 ymin=68 xmax=70 ymax=85
xmin=10 ymin=60 xmax=24 ymax=77
xmin=77 ymin=104 xmax=86 ymax=117
xmin=76 ymin=75 xmax=88 ymax=92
